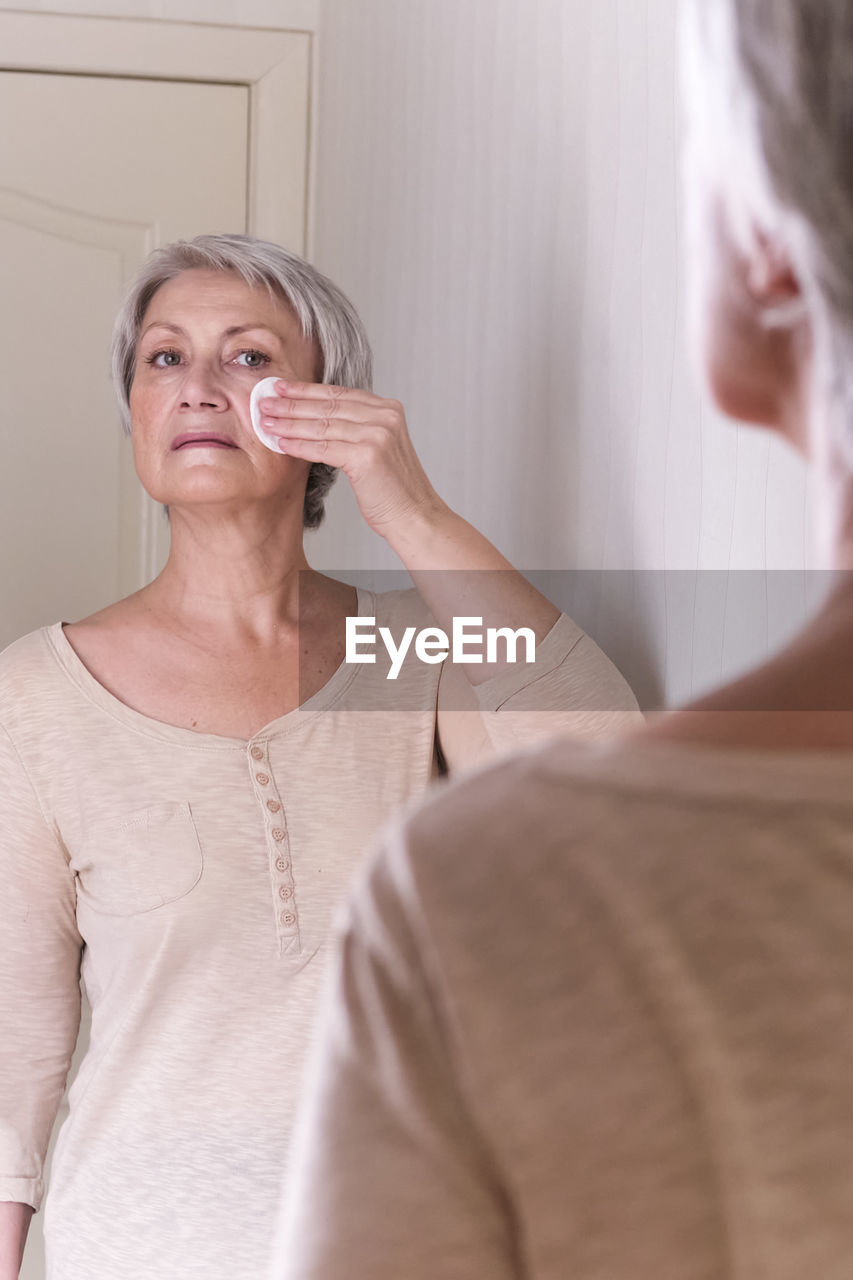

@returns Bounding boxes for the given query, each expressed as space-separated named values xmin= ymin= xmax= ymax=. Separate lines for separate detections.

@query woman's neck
xmin=140 ymin=503 xmax=316 ymax=646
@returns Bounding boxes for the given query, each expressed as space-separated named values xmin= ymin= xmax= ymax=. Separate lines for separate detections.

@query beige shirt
xmin=0 ymin=587 xmax=638 ymax=1280
xmin=276 ymin=734 xmax=853 ymax=1280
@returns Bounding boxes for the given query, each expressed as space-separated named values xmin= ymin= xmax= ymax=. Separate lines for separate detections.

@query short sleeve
xmin=437 ymin=613 xmax=642 ymax=772
xmin=0 ymin=724 xmax=83 ymax=1210
xmin=271 ymin=828 xmax=518 ymax=1280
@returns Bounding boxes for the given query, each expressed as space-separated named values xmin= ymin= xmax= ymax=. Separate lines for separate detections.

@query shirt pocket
xmin=75 ymin=801 xmax=204 ymax=916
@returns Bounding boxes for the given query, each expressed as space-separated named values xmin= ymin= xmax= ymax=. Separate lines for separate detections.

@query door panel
xmin=0 ymin=71 xmax=249 ymax=646
xmin=0 ymin=71 xmax=249 ymax=1280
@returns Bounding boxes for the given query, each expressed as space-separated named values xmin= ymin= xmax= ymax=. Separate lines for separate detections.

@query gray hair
xmin=682 ymin=0 xmax=853 ymax=453
xmin=111 ymin=234 xmax=373 ymax=529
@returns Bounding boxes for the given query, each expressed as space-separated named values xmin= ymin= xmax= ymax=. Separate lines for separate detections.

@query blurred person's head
xmin=680 ymin=0 xmax=853 ymax=473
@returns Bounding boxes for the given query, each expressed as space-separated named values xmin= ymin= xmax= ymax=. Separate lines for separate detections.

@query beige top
xmin=0 ymin=587 xmax=638 ymax=1280
xmin=275 ymin=733 xmax=853 ymax=1280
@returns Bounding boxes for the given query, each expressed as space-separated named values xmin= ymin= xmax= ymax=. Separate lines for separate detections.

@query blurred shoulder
xmin=405 ymin=736 xmax=645 ymax=855
xmin=360 ymin=737 xmax=650 ymax=914
xmin=364 ymin=730 xmax=821 ymax=922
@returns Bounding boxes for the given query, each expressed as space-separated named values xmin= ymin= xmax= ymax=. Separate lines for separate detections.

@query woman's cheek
xmin=130 ymin=368 xmax=181 ymax=420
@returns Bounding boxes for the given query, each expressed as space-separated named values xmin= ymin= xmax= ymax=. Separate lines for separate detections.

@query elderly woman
xmin=0 ymin=234 xmax=637 ymax=1280
xmin=272 ymin=2 xmax=853 ymax=1278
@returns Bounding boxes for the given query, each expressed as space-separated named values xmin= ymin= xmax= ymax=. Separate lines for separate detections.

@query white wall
xmin=0 ymin=0 xmax=820 ymax=710
xmin=309 ymin=0 xmax=820 ymax=708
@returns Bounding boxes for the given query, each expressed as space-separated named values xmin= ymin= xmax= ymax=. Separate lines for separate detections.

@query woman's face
xmin=130 ymin=268 xmax=320 ymax=510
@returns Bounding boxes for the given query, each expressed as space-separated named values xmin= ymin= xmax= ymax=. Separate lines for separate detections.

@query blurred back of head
xmin=682 ymin=0 xmax=853 ymax=448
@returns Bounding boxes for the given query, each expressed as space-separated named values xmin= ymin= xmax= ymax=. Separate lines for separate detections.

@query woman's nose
xmin=179 ymin=364 xmax=228 ymax=410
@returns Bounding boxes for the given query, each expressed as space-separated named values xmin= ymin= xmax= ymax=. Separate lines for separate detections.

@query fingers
xmin=254 ymin=379 xmax=406 ymax=471
xmin=257 ymin=386 xmax=402 ymax=440
xmin=270 ymin=378 xmax=380 ymax=404
xmin=259 ymin=396 xmax=372 ymax=425
xmin=266 ymin=415 xmax=385 ymax=445
xmin=272 ymin=435 xmax=351 ymax=468
xmin=261 ymin=379 xmax=397 ymax=416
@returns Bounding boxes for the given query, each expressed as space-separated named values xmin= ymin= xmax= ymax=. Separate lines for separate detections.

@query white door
xmin=0 ymin=69 xmax=249 ymax=1279
xmin=0 ymin=70 xmax=249 ymax=650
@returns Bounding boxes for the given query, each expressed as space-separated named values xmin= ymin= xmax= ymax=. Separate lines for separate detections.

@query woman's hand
xmin=256 ymin=380 xmax=443 ymax=538
xmin=256 ymin=379 xmax=561 ymax=683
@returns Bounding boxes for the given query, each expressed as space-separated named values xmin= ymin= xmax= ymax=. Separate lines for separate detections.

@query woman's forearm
xmin=384 ymin=500 xmax=560 ymax=685
xmin=0 ymin=1202 xmax=33 ymax=1278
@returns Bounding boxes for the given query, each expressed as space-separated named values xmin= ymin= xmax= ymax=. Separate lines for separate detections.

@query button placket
xmin=247 ymin=741 xmax=299 ymax=953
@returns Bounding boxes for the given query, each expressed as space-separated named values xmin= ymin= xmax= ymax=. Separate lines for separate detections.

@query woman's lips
xmin=171 ymin=433 xmax=238 ymax=450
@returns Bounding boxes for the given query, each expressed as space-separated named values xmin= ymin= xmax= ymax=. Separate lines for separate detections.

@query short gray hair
xmin=682 ymin=0 xmax=853 ymax=454
xmin=111 ymin=234 xmax=373 ymax=529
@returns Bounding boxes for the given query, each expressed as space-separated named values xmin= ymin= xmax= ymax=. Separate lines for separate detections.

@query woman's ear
xmin=696 ymin=195 xmax=811 ymax=442
xmin=745 ymin=228 xmax=807 ymax=329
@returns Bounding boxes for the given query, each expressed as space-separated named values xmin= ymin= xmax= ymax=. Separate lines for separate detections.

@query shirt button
xmin=266 ymin=800 xmax=281 ymax=813
xmin=278 ymin=886 xmax=293 ymax=901
xmin=250 ymin=745 xmax=265 ymax=761
xmin=275 ymin=857 xmax=290 ymax=872
xmin=280 ymin=911 xmax=295 ymax=926
xmin=256 ymin=772 xmax=270 ymax=786
xmin=271 ymin=828 xmax=286 ymax=842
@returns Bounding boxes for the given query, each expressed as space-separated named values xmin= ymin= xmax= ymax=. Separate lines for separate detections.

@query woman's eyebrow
xmin=140 ymin=321 xmax=185 ymax=338
xmin=222 ymin=325 xmax=284 ymax=344
xmin=139 ymin=322 xmax=283 ymax=343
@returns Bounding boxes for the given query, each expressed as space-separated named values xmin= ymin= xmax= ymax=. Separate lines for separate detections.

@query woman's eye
xmin=146 ymin=349 xmax=182 ymax=368
xmin=234 ymin=349 xmax=271 ymax=369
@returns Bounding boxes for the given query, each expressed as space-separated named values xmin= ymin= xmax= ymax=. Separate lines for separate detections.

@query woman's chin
xmin=147 ymin=477 xmax=256 ymax=510
xmin=138 ymin=449 xmax=308 ymax=513
xmin=147 ymin=475 xmax=305 ymax=516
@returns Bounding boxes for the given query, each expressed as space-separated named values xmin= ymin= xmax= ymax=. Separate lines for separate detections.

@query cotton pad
xmin=250 ymin=376 xmax=287 ymax=453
